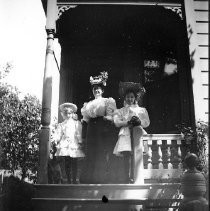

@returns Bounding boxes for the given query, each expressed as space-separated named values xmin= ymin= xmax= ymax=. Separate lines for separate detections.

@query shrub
xmin=176 ymin=121 xmax=209 ymax=174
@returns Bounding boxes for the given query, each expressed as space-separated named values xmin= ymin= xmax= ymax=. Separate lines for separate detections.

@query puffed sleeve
xmin=139 ymin=107 xmax=150 ymax=128
xmin=81 ymin=102 xmax=90 ymax=123
xmin=113 ymin=109 xmax=128 ymax=127
xmin=105 ymin=97 xmax=117 ymax=121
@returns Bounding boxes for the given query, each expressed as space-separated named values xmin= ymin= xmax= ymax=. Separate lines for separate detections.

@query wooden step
xmin=34 ymin=183 xmax=181 ymax=199
xmin=32 ymin=198 xmax=182 ymax=211
xmin=32 ymin=184 xmax=182 ymax=211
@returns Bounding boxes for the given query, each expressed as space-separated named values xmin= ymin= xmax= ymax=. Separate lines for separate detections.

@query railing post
xmin=177 ymin=140 xmax=182 ymax=169
xmin=157 ymin=140 xmax=163 ymax=169
xmin=167 ymin=139 xmax=173 ymax=169
xmin=147 ymin=139 xmax=153 ymax=169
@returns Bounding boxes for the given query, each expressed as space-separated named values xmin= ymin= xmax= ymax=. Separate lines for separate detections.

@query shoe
xmin=128 ymin=178 xmax=134 ymax=184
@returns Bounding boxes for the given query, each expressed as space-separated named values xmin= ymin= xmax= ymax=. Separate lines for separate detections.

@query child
xmin=113 ymin=82 xmax=150 ymax=183
xmin=54 ymin=103 xmax=85 ymax=184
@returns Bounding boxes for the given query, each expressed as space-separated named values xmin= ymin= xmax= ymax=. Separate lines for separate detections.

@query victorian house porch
xmin=33 ymin=0 xmax=209 ymax=210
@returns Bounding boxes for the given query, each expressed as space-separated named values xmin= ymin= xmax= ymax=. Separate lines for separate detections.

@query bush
xmin=176 ymin=121 xmax=209 ymax=174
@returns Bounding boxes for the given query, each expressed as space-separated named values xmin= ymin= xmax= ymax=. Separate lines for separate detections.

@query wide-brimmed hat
xmin=90 ymin=71 xmax=108 ymax=87
xmin=59 ymin=103 xmax=77 ymax=113
xmin=119 ymin=81 xmax=146 ymax=99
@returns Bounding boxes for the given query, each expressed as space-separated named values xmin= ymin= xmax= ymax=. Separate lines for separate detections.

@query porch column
xmin=38 ymin=0 xmax=57 ymax=184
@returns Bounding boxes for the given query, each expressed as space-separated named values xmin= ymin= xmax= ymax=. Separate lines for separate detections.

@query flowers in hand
xmin=128 ymin=116 xmax=141 ymax=127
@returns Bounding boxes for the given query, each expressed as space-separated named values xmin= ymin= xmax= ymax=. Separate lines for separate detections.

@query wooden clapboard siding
xmin=197 ymin=34 xmax=209 ymax=45
xmin=199 ymin=59 xmax=209 ymax=70
xmin=201 ymin=69 xmax=209 ymax=81
xmin=194 ymin=1 xmax=209 ymax=10
xmin=195 ymin=10 xmax=209 ymax=21
xmin=196 ymin=22 xmax=209 ymax=33
xmin=193 ymin=0 xmax=209 ymax=118
xmin=198 ymin=46 xmax=209 ymax=57
xmin=201 ymin=86 xmax=209 ymax=102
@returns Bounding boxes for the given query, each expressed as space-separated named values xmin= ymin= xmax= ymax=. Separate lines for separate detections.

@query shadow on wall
xmin=187 ymin=24 xmax=195 ymax=69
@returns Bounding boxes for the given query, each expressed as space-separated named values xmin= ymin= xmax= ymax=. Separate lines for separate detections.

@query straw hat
xmin=59 ymin=102 xmax=77 ymax=113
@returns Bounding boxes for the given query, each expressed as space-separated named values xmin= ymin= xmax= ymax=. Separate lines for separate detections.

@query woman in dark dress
xmin=80 ymin=72 xmax=119 ymax=184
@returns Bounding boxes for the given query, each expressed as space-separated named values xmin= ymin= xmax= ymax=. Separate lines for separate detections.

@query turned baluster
xmin=177 ymin=140 xmax=182 ymax=169
xmin=157 ymin=140 xmax=163 ymax=169
xmin=167 ymin=139 xmax=173 ymax=169
xmin=147 ymin=139 xmax=153 ymax=169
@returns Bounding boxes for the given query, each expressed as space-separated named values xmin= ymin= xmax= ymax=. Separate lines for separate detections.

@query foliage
xmin=0 ymin=63 xmax=41 ymax=183
xmin=176 ymin=121 xmax=209 ymax=174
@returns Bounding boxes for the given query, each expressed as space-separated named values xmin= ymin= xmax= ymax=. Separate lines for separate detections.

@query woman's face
xmin=125 ymin=92 xmax=136 ymax=105
xmin=92 ymin=85 xmax=104 ymax=98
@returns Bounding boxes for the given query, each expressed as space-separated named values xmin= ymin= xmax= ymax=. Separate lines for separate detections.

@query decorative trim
xmin=56 ymin=3 xmax=183 ymax=20
xmin=165 ymin=6 xmax=183 ymax=20
xmin=57 ymin=5 xmax=77 ymax=20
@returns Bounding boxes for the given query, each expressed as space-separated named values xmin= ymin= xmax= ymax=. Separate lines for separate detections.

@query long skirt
xmin=80 ymin=117 xmax=119 ymax=184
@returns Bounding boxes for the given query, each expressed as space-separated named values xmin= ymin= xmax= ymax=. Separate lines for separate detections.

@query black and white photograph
xmin=0 ymin=0 xmax=209 ymax=211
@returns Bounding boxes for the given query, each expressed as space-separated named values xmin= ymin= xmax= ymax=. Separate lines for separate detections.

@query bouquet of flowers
xmin=128 ymin=116 xmax=141 ymax=127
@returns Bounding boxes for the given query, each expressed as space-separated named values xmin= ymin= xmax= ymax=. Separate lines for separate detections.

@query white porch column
xmin=183 ymin=0 xmax=208 ymax=123
xmin=38 ymin=0 xmax=57 ymax=184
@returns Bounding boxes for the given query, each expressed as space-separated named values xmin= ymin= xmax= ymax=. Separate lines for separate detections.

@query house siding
xmin=184 ymin=0 xmax=209 ymax=122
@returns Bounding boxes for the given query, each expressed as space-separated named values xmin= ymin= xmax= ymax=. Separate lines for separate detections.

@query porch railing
xmin=142 ymin=134 xmax=184 ymax=170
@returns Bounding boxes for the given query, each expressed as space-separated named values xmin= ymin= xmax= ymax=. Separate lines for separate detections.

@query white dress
xmin=113 ymin=104 xmax=150 ymax=156
xmin=54 ymin=118 xmax=85 ymax=158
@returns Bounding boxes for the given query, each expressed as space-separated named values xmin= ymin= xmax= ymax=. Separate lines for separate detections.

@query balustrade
xmin=142 ymin=134 xmax=184 ymax=170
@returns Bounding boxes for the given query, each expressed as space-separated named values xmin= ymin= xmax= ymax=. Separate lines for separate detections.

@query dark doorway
xmin=57 ymin=5 xmax=194 ymax=133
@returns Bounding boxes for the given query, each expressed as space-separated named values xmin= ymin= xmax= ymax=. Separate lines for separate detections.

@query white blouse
xmin=113 ymin=104 xmax=150 ymax=130
xmin=81 ymin=97 xmax=116 ymax=122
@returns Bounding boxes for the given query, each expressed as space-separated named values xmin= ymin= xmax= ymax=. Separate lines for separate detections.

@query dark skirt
xmin=80 ymin=117 xmax=121 ymax=184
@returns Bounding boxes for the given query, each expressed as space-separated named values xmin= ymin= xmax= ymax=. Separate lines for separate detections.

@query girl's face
xmin=92 ymin=85 xmax=104 ymax=98
xmin=125 ymin=92 xmax=136 ymax=105
xmin=62 ymin=108 xmax=73 ymax=120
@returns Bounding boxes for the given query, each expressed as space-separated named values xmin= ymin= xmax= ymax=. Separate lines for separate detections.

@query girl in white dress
xmin=54 ymin=103 xmax=85 ymax=183
xmin=113 ymin=82 xmax=150 ymax=183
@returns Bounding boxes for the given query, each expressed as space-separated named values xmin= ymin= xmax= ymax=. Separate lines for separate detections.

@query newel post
xmin=38 ymin=0 xmax=57 ymax=184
